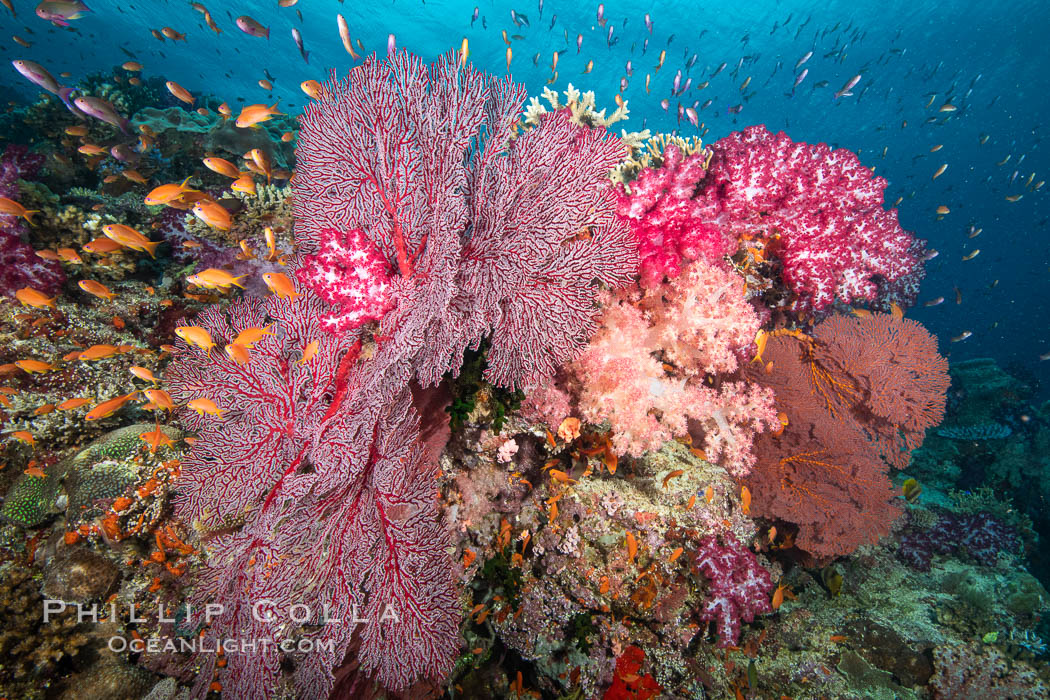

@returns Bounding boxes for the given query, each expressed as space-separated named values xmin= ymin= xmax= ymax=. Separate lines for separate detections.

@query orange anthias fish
xmin=77 ymin=344 xmax=121 ymax=361
xmin=741 ymin=485 xmax=752 ymax=515
xmin=82 ymin=237 xmax=125 ymax=255
xmin=144 ymin=177 xmax=195 ymax=206
xmin=0 ymin=196 xmax=39 ymax=224
xmin=165 ymin=80 xmax=194 ymax=105
xmin=78 ymin=279 xmax=116 ymax=300
xmin=15 ymin=359 xmax=56 ymax=374
xmin=186 ymin=268 xmax=246 ymax=290
xmin=143 ymin=388 xmax=176 ymax=411
xmin=187 ymin=397 xmax=224 ymax=418
xmin=230 ymin=175 xmax=256 ymax=195
xmin=140 ymin=424 xmax=174 ymax=453
xmin=129 ymin=366 xmax=159 ymax=383
xmin=11 ymin=430 xmax=35 ymax=446
xmin=56 ymin=247 xmax=83 ymax=263
xmin=192 ymin=200 xmax=232 ymax=231
xmin=57 ymin=397 xmax=92 ymax=410
xmin=750 ymin=329 xmax=768 ymax=363
xmin=248 ymin=148 xmax=272 ymax=182
xmin=15 ymin=287 xmax=56 ymax=309
xmin=300 ymin=79 xmax=322 ymax=99
xmin=298 ymin=340 xmax=319 ymax=364
xmin=102 ymin=224 xmax=162 ymax=257
xmin=85 ymin=391 xmax=140 ymax=421
xmin=235 ymin=100 xmax=283 ymax=128
xmin=262 ymin=272 xmax=299 ymax=299
xmin=233 ymin=324 xmax=274 ymax=348
xmin=224 ymin=343 xmax=251 ymax=366
xmin=203 ymin=157 xmax=242 ymax=179
xmin=175 ymin=325 xmax=216 ymax=354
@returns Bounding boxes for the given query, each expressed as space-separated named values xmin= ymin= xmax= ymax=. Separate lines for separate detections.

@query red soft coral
xmin=699 ymin=125 xmax=923 ymax=311
xmin=603 ymin=646 xmax=662 ymax=700
xmin=617 ymin=143 xmax=735 ymax=288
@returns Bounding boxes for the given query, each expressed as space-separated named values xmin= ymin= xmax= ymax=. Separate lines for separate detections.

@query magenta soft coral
xmin=692 ymin=534 xmax=774 ymax=647
xmin=617 ymin=143 xmax=734 ymax=288
xmin=700 ymin=125 xmax=923 ymax=311
xmin=295 ymin=227 xmax=395 ymax=333
xmin=0 ymin=145 xmax=64 ymax=298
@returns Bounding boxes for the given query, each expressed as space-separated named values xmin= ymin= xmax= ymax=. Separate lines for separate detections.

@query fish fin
xmin=178 ymin=176 xmax=193 ymax=189
xmin=303 ymin=50 xmax=309 ymax=65
xmin=269 ymin=98 xmax=283 ymax=115
xmin=22 ymin=210 xmax=39 ymax=225
xmin=142 ymin=240 xmax=161 ymax=259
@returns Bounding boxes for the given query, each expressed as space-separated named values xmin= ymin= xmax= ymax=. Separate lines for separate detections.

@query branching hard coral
xmin=611 ymin=132 xmax=708 ymax=186
xmin=522 ymin=83 xmax=640 ymax=138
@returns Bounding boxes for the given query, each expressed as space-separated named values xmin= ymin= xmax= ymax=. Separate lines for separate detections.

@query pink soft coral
xmin=617 ymin=144 xmax=735 ymax=288
xmin=571 ymin=260 xmax=777 ymax=474
xmin=652 ymin=259 xmax=762 ymax=375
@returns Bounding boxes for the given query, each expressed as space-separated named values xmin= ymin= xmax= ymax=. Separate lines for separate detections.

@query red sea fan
xmin=166 ymin=292 xmax=457 ymax=698
xmin=292 ymin=50 xmax=637 ymax=390
xmin=743 ymin=314 xmax=947 ymax=557
xmin=700 ymin=125 xmax=923 ymax=311
xmin=815 ymin=314 xmax=949 ymax=468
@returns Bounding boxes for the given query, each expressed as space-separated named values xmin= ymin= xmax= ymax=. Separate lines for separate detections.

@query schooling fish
xmin=335 ymin=15 xmax=358 ymax=59
xmin=834 ymin=74 xmax=861 ymax=99
xmin=236 ymin=15 xmax=269 ymax=38
xmin=795 ymin=50 xmax=813 ymax=70
xmin=792 ymin=68 xmax=808 ymax=93
xmin=35 ymin=0 xmax=91 ymax=27
xmin=291 ymin=27 xmax=309 ymax=63
xmin=11 ymin=60 xmax=80 ymax=116
xmin=235 ymin=101 xmax=283 ymax=128
xmin=74 ymin=96 xmax=131 ymax=134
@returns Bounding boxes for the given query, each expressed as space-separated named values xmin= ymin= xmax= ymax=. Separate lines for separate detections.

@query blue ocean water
xmin=3 ymin=0 xmax=1046 ymax=390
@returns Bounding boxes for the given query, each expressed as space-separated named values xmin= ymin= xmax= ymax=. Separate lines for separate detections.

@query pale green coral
xmin=1 ymin=472 xmax=62 ymax=527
